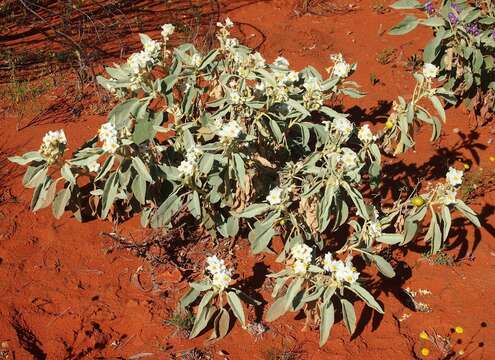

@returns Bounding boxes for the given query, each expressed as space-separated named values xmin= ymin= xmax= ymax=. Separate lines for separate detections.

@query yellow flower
xmin=279 ymin=219 xmax=285 ymax=225
xmin=463 ymin=163 xmax=470 ymax=170
xmin=455 ymin=326 xmax=464 ymax=334
xmin=421 ymin=347 xmax=430 ymax=356
xmin=411 ymin=196 xmax=425 ymax=207
xmin=458 ymin=349 xmax=465 ymax=356
xmin=385 ymin=120 xmax=394 ymax=129
xmin=489 ymin=156 xmax=495 ymax=162
xmin=419 ymin=331 xmax=429 ymax=340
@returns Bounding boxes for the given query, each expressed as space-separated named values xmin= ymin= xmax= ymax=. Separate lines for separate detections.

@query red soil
xmin=1 ymin=0 xmax=494 ymax=359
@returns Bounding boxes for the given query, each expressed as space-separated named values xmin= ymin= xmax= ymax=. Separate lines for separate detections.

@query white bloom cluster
xmin=442 ymin=167 xmax=463 ymax=205
xmin=217 ymin=120 xmax=242 ymax=143
xmin=330 ymin=53 xmax=352 ymax=78
xmin=161 ymin=23 xmax=175 ymax=41
xmin=339 ymin=147 xmax=358 ymax=170
xmin=284 ymin=71 xmax=299 ymax=84
xmin=266 ymin=187 xmax=283 ymax=205
xmin=127 ymin=38 xmax=161 ymax=75
xmin=423 ymin=63 xmax=439 ymax=79
xmin=217 ymin=17 xmax=234 ymax=29
xmin=323 ymin=253 xmax=359 ymax=284
xmin=290 ymin=243 xmax=312 ymax=275
xmin=358 ymin=124 xmax=375 ymax=144
xmin=98 ymin=122 xmax=119 ymax=154
xmin=303 ymin=76 xmax=322 ymax=92
xmin=40 ymin=129 xmax=67 ymax=163
xmin=446 ymin=167 xmax=463 ymax=187
xmin=229 ymin=91 xmax=242 ymax=104
xmin=332 ymin=117 xmax=353 ymax=139
xmin=206 ymin=255 xmax=232 ymax=291
xmin=178 ymin=146 xmax=203 ymax=178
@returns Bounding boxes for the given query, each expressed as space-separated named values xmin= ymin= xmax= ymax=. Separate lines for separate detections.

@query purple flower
xmin=466 ymin=23 xmax=480 ymax=36
xmin=448 ymin=12 xmax=458 ymax=25
xmin=492 ymin=29 xmax=495 ymax=41
xmin=424 ymin=1 xmax=434 ymax=15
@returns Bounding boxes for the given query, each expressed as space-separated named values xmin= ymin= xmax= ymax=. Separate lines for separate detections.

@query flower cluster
xmin=98 ymin=123 xmax=119 ymax=154
xmin=178 ymin=146 xmax=203 ymax=178
xmin=290 ymin=243 xmax=313 ymax=275
xmin=423 ymin=63 xmax=439 ymax=79
xmin=322 ymin=253 xmax=359 ymax=284
xmin=329 ymin=53 xmax=352 ymax=79
xmin=161 ymin=23 xmax=175 ymax=41
xmin=331 ymin=116 xmax=354 ymax=140
xmin=206 ymin=255 xmax=232 ymax=291
xmin=357 ymin=124 xmax=375 ymax=144
xmin=39 ymin=129 xmax=67 ymax=164
xmin=217 ymin=120 xmax=242 ymax=143
xmin=442 ymin=166 xmax=463 ymax=205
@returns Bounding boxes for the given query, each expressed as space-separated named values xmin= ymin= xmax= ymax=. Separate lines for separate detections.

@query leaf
xmin=188 ymin=191 xmax=201 ymax=219
xmin=341 ymin=298 xmax=356 ymax=335
xmin=131 ymin=175 xmax=146 ymax=204
xmin=372 ymin=254 xmax=396 ymax=278
xmin=211 ymin=308 xmax=230 ymax=340
xmin=348 ymin=283 xmax=384 ymax=314
xmin=227 ymin=291 xmax=246 ymax=327
xmin=454 ymin=200 xmax=480 ymax=228
xmin=101 ymin=172 xmax=120 ymax=218
xmin=180 ymin=288 xmax=200 ymax=308
xmin=318 ymin=184 xmax=335 ymax=232
xmin=319 ymin=302 xmax=335 ymax=347
xmin=429 ymin=95 xmax=446 ymax=122
xmin=376 ymin=233 xmax=403 ymax=245
xmin=389 ymin=0 xmax=421 ymax=9
xmin=441 ymin=205 xmax=451 ymax=242
xmin=235 ymin=203 xmax=270 ymax=218
xmin=95 ymin=156 xmax=114 ymax=181
xmin=52 ymin=187 xmax=72 ymax=219
xmin=388 ymin=15 xmax=419 ymax=35
xmin=232 ymin=153 xmax=246 ymax=190
xmin=265 ymin=296 xmax=288 ymax=322
xmin=8 ymin=151 xmax=43 ymax=165
xmin=132 ymin=157 xmax=153 ymax=183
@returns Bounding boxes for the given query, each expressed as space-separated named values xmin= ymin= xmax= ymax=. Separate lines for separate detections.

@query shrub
xmin=389 ymin=0 xmax=495 ymax=116
xmin=9 ymin=19 xmax=480 ymax=345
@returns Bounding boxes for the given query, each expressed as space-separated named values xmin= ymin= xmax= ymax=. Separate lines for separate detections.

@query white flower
xmin=206 ymin=255 xmax=232 ymax=291
xmin=102 ymin=138 xmax=119 ymax=153
xmin=40 ymin=129 xmax=67 ymax=162
xmin=358 ymin=124 xmax=374 ymax=143
xmin=323 ymin=253 xmax=342 ymax=273
xmin=446 ymin=167 xmax=463 ymax=187
xmin=443 ymin=189 xmax=457 ymax=205
xmin=423 ymin=63 xmax=439 ymax=79
xmin=191 ymin=53 xmax=202 ymax=67
xmin=255 ymin=81 xmax=266 ymax=93
xmin=225 ymin=17 xmax=234 ymax=28
xmin=143 ymin=38 xmax=161 ymax=58
xmin=224 ymin=38 xmax=239 ymax=50
xmin=217 ymin=121 xmax=242 ymax=142
xmin=290 ymin=243 xmax=312 ymax=264
xmin=185 ymin=146 xmax=203 ymax=162
xmin=292 ymin=260 xmax=308 ymax=275
xmin=266 ymin=187 xmax=283 ymax=205
xmin=273 ymin=56 xmax=289 ymax=68
xmin=127 ymin=51 xmax=153 ymax=74
xmin=368 ymin=221 xmax=382 ymax=238
xmin=333 ymin=256 xmax=359 ymax=284
xmin=332 ymin=117 xmax=353 ymax=138
xmin=161 ymin=24 xmax=175 ymax=40
xmin=340 ymin=148 xmax=358 ymax=170
xmin=178 ymin=159 xmax=196 ymax=177
xmin=98 ymin=123 xmax=117 ymax=142
xmin=333 ymin=61 xmax=351 ymax=78
xmin=88 ymin=162 xmax=100 ymax=173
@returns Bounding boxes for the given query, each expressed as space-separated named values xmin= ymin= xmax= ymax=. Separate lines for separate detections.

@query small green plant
xmin=381 ymin=63 xmax=457 ymax=154
xmin=389 ymin=0 xmax=495 ymax=118
xmin=370 ymin=72 xmax=379 ymax=85
xmin=179 ymin=255 xmax=259 ymax=339
xmin=376 ymin=47 xmax=396 ymax=64
xmin=165 ymin=308 xmax=195 ymax=337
